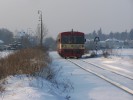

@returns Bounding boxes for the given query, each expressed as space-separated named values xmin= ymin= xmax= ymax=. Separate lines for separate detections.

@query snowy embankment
xmin=0 ymin=49 xmax=133 ymax=100
xmin=1 ymin=76 xmax=65 ymax=100
xmin=0 ymin=51 xmax=70 ymax=100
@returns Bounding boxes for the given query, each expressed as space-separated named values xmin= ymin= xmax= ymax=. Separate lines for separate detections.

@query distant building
xmin=99 ymin=38 xmax=124 ymax=49
xmin=105 ymin=38 xmax=124 ymax=49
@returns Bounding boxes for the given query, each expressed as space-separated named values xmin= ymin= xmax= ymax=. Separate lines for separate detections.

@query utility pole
xmin=38 ymin=10 xmax=43 ymax=47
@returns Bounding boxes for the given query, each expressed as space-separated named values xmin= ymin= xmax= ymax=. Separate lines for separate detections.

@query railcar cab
xmin=57 ymin=30 xmax=86 ymax=58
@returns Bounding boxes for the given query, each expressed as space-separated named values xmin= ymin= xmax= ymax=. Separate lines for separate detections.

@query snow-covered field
xmin=0 ymin=49 xmax=133 ymax=100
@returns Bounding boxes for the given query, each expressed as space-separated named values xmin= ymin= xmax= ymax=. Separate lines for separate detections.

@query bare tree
xmin=0 ymin=28 xmax=13 ymax=44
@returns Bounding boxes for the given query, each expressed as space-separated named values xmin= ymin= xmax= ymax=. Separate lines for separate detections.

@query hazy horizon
xmin=0 ymin=0 xmax=133 ymax=38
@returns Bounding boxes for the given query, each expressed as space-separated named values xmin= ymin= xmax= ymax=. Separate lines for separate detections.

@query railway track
xmin=82 ymin=60 xmax=133 ymax=80
xmin=67 ymin=59 xmax=133 ymax=95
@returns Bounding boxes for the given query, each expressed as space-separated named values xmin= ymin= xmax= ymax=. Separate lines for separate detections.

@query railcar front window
xmin=61 ymin=36 xmax=84 ymax=44
xmin=74 ymin=36 xmax=84 ymax=44
xmin=61 ymin=36 xmax=69 ymax=44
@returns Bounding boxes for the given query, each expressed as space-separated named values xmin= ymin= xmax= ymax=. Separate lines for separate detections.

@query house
xmin=105 ymin=38 xmax=124 ymax=49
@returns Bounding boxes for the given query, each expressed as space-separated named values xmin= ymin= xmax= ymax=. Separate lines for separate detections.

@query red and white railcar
xmin=57 ymin=30 xmax=85 ymax=58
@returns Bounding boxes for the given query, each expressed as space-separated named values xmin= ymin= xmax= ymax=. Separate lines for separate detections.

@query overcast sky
xmin=0 ymin=0 xmax=133 ymax=38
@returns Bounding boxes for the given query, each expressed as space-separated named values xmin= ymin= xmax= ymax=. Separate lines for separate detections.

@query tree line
xmin=1 ymin=28 xmax=133 ymax=51
xmin=0 ymin=28 xmax=56 ymax=50
xmin=85 ymin=28 xmax=133 ymax=41
xmin=0 ymin=28 xmax=13 ymax=44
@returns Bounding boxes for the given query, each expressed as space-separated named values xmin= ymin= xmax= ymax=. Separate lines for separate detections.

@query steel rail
xmin=67 ymin=59 xmax=133 ymax=95
xmin=82 ymin=60 xmax=133 ymax=80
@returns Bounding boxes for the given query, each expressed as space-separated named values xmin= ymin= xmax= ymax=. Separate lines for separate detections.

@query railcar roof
xmin=59 ymin=31 xmax=84 ymax=35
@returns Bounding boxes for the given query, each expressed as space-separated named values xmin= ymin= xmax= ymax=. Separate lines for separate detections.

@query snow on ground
xmin=1 ymin=76 xmax=65 ymax=100
xmin=50 ymin=51 xmax=133 ymax=100
xmin=0 ymin=50 xmax=13 ymax=58
xmin=0 ymin=51 xmax=66 ymax=100
xmin=0 ymin=49 xmax=133 ymax=100
xmin=87 ymin=49 xmax=133 ymax=74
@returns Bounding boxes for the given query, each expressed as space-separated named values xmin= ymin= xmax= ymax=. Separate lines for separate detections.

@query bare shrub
xmin=102 ymin=50 xmax=109 ymax=58
xmin=0 ymin=47 xmax=73 ymax=98
xmin=0 ymin=46 xmax=51 ymax=80
xmin=90 ymin=51 xmax=97 ymax=57
xmin=0 ymin=85 xmax=5 ymax=94
xmin=102 ymin=49 xmax=112 ymax=58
